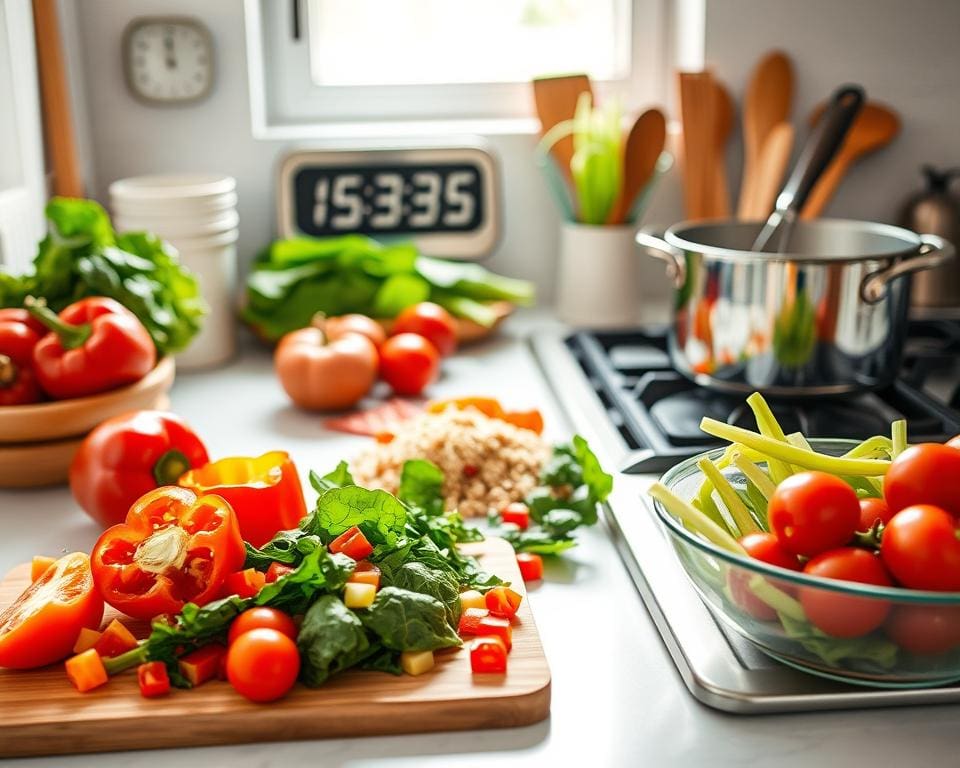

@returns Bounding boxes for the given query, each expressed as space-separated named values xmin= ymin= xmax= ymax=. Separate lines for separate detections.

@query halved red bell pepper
xmin=0 ymin=308 xmax=44 ymax=405
xmin=90 ymin=486 xmax=245 ymax=620
xmin=329 ymin=526 xmax=374 ymax=561
xmin=26 ymin=296 xmax=156 ymax=399
xmin=69 ymin=410 xmax=210 ymax=528
xmin=178 ymin=451 xmax=308 ymax=547
xmin=138 ymin=660 xmax=171 ymax=698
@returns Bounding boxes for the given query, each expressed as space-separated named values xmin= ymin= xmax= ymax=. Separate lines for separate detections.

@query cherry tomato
xmin=799 ymin=548 xmax=892 ymax=638
xmin=858 ymin=497 xmax=893 ymax=531
xmin=392 ymin=302 xmax=457 ymax=357
xmin=226 ymin=627 xmax=300 ymax=702
xmin=227 ymin=607 xmax=298 ymax=646
xmin=880 ymin=505 xmax=960 ymax=591
xmin=768 ymin=472 xmax=860 ymax=557
xmin=728 ymin=532 xmax=801 ymax=620
xmin=0 ymin=553 xmax=104 ymax=669
xmin=884 ymin=443 xmax=960 ymax=518
xmin=379 ymin=333 xmax=440 ymax=396
xmin=885 ymin=605 xmax=960 ymax=655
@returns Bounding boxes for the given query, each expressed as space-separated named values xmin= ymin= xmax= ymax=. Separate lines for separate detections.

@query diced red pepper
xmin=484 ymin=586 xmax=523 ymax=619
xmin=92 ymin=618 xmax=139 ymax=658
xmin=138 ymin=661 xmax=171 ymax=698
xmin=470 ymin=636 xmax=508 ymax=674
xmin=516 ymin=552 xmax=543 ymax=582
xmin=348 ymin=561 xmax=381 ymax=590
xmin=178 ymin=644 xmax=226 ymax=687
xmin=500 ymin=502 xmax=530 ymax=530
xmin=477 ymin=615 xmax=512 ymax=650
xmin=65 ymin=648 xmax=109 ymax=692
xmin=265 ymin=562 xmax=295 ymax=583
xmin=457 ymin=607 xmax=490 ymax=636
xmin=220 ymin=568 xmax=266 ymax=599
xmin=329 ymin=526 xmax=374 ymax=561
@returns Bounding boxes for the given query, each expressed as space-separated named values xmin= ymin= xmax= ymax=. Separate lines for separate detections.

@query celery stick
xmin=731 ymin=454 xmax=778 ymax=500
xmin=697 ymin=459 xmax=761 ymax=536
xmin=746 ymin=393 xmax=794 ymax=483
xmin=700 ymin=418 xmax=891 ymax=476
xmin=648 ymin=483 xmax=746 ymax=555
xmin=749 ymin=575 xmax=806 ymax=622
xmin=844 ymin=435 xmax=893 ymax=459
xmin=692 ymin=489 xmax=728 ymax=532
xmin=892 ymin=419 xmax=908 ymax=458
xmin=786 ymin=432 xmax=812 ymax=451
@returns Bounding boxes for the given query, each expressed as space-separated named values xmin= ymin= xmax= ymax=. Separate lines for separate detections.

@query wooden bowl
xmin=0 ymin=357 xmax=175 ymax=445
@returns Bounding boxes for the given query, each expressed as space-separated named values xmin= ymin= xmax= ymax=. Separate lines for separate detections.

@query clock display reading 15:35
xmin=293 ymin=164 xmax=485 ymax=237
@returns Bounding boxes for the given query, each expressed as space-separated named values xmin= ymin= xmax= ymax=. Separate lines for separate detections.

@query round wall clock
xmin=122 ymin=16 xmax=214 ymax=105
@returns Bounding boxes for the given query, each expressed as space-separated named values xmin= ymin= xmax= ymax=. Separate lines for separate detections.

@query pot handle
xmin=636 ymin=230 xmax=686 ymax=288
xmin=861 ymin=234 xmax=956 ymax=303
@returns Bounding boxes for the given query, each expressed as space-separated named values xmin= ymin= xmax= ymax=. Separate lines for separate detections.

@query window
xmin=245 ymin=0 xmax=665 ymax=137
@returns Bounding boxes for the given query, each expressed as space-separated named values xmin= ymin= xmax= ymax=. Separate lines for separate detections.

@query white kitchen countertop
xmin=1 ymin=310 xmax=957 ymax=767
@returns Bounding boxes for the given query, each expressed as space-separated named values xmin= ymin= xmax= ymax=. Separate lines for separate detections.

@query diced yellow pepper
xmin=459 ymin=589 xmax=485 ymax=612
xmin=400 ymin=650 xmax=435 ymax=676
xmin=344 ymin=582 xmax=377 ymax=609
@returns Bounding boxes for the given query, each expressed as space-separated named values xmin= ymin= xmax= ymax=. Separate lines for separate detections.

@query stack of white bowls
xmin=109 ymin=174 xmax=239 ymax=370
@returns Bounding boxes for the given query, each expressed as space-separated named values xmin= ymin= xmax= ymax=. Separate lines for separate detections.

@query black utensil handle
xmin=776 ymin=85 xmax=865 ymax=214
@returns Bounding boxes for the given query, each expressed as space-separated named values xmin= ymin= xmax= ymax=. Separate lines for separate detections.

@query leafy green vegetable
xmin=309 ymin=461 xmax=355 ymax=495
xmin=385 ymin=561 xmax=462 ymax=626
xmin=297 ymin=596 xmax=373 ymax=687
xmin=241 ymin=235 xmax=535 ymax=341
xmin=779 ymin=614 xmax=899 ymax=669
xmin=244 ymin=529 xmax=322 ymax=570
xmin=359 ymin=647 xmax=404 ymax=675
xmin=303 ymin=486 xmax=407 ymax=545
xmin=253 ymin=546 xmax=355 ymax=615
xmin=398 ymin=459 xmax=445 ymax=514
xmin=0 ymin=198 xmax=204 ymax=355
xmin=360 ymin=587 xmax=462 ymax=652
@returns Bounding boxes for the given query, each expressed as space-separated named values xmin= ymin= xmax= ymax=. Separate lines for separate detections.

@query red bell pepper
xmin=516 ymin=553 xmax=544 ymax=582
xmin=470 ymin=636 xmax=508 ymax=674
xmin=92 ymin=618 xmax=139 ymax=658
xmin=457 ymin=607 xmax=490 ymax=636
xmin=90 ymin=486 xmax=245 ymax=620
xmin=329 ymin=526 xmax=374 ymax=561
xmin=484 ymin=586 xmax=523 ymax=619
xmin=178 ymin=644 xmax=225 ymax=687
xmin=26 ymin=296 xmax=156 ymax=399
xmin=138 ymin=660 xmax=171 ymax=698
xmin=179 ymin=451 xmax=308 ymax=547
xmin=69 ymin=410 xmax=210 ymax=528
xmin=265 ymin=562 xmax=295 ymax=583
xmin=220 ymin=568 xmax=267 ymax=599
xmin=0 ymin=308 xmax=44 ymax=405
xmin=500 ymin=502 xmax=530 ymax=530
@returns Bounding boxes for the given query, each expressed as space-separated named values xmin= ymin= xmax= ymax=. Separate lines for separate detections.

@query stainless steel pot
xmin=637 ymin=218 xmax=955 ymax=396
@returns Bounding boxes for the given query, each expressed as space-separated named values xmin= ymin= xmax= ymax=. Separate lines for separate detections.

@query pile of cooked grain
xmin=351 ymin=406 xmax=549 ymax=518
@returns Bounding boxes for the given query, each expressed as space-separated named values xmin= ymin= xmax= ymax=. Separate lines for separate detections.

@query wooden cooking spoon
xmin=532 ymin=74 xmax=594 ymax=182
xmin=738 ymin=51 xmax=794 ymax=220
xmin=711 ymin=80 xmax=734 ymax=218
xmin=678 ymin=70 xmax=717 ymax=221
xmin=800 ymin=101 xmax=901 ymax=219
xmin=609 ymin=108 xmax=666 ymax=224
xmin=746 ymin=122 xmax=795 ymax=218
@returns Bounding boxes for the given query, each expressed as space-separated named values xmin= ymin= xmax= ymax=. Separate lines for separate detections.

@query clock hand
xmin=163 ymin=33 xmax=176 ymax=69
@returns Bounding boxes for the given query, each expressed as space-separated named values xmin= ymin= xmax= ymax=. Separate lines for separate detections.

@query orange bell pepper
xmin=179 ymin=451 xmax=308 ymax=547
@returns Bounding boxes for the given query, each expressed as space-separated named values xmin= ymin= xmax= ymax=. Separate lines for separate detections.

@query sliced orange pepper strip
xmin=426 ymin=397 xmax=505 ymax=420
xmin=503 ymin=409 xmax=544 ymax=435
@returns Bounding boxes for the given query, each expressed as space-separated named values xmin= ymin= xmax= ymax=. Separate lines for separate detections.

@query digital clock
xmin=277 ymin=143 xmax=500 ymax=260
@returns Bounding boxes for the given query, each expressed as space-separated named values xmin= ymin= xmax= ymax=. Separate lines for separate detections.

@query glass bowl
xmin=652 ymin=439 xmax=960 ymax=688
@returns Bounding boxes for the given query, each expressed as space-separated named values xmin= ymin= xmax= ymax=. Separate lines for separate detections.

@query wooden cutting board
xmin=0 ymin=538 xmax=550 ymax=757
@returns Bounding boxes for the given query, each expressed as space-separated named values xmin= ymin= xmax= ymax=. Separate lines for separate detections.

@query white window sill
xmin=252 ymin=116 xmax=542 ymax=142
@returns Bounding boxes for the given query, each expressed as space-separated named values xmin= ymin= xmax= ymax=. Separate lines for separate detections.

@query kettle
xmin=899 ymin=165 xmax=960 ymax=311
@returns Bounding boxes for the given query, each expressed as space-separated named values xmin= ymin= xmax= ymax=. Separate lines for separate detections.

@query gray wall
xmin=66 ymin=0 xmax=960 ymax=301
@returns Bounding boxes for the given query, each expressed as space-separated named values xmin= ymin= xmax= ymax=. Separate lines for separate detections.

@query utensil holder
xmin=556 ymin=223 xmax=644 ymax=327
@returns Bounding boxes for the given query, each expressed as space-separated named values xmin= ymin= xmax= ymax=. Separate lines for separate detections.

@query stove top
xmin=566 ymin=322 xmax=960 ymax=474
xmin=532 ymin=319 xmax=960 ymax=714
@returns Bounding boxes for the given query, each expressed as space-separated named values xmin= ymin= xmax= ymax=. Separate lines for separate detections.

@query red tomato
xmin=885 ymin=605 xmax=960 ymax=655
xmin=501 ymin=502 xmax=530 ymax=530
xmin=324 ymin=314 xmax=387 ymax=348
xmin=227 ymin=607 xmax=298 ymax=646
xmin=470 ymin=636 xmax=508 ymax=674
xmin=884 ymin=443 xmax=960 ymax=518
xmin=728 ymin=532 xmax=802 ymax=621
xmin=226 ymin=627 xmax=300 ymax=702
xmin=379 ymin=333 xmax=440 ymax=396
xmin=768 ymin=472 xmax=860 ymax=557
xmin=799 ymin=548 xmax=893 ymax=638
xmin=392 ymin=302 xmax=458 ymax=357
xmin=880 ymin=505 xmax=960 ymax=591
xmin=0 ymin=553 xmax=104 ymax=669
xmin=858 ymin=497 xmax=893 ymax=531
xmin=516 ymin=552 xmax=543 ymax=582
xmin=69 ymin=410 xmax=210 ymax=528
xmin=484 ymin=586 xmax=523 ymax=618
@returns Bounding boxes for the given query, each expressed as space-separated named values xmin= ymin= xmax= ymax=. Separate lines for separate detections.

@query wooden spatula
xmin=678 ymin=71 xmax=717 ymax=221
xmin=608 ymin=108 xmax=666 ymax=224
xmin=711 ymin=80 xmax=734 ymax=218
xmin=746 ymin=122 xmax=795 ymax=218
xmin=738 ymin=51 xmax=793 ymax=220
xmin=799 ymin=101 xmax=901 ymax=219
xmin=532 ymin=74 xmax=594 ymax=182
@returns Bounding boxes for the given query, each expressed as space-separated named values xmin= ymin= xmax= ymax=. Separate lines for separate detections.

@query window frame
xmin=245 ymin=0 xmax=668 ymax=139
